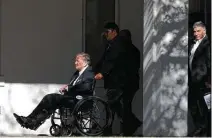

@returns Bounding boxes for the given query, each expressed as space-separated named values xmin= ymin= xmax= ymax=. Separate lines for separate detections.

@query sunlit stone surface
xmin=0 ymin=83 xmax=62 ymax=136
xmin=143 ymin=0 xmax=188 ymax=136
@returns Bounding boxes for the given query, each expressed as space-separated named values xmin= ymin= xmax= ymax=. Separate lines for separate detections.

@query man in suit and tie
xmin=188 ymin=21 xmax=211 ymax=136
xmin=13 ymin=52 xmax=95 ymax=130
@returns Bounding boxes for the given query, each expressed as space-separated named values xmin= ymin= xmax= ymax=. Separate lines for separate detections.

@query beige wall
xmin=0 ymin=0 xmax=83 ymax=136
xmin=1 ymin=0 xmax=83 ymax=84
xmin=119 ymin=0 xmax=142 ymax=50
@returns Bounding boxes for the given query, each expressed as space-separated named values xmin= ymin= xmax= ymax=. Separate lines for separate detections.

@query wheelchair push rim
xmin=73 ymin=96 xmax=112 ymax=136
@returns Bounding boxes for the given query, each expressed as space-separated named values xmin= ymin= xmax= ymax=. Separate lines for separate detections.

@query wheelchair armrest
xmin=76 ymin=95 xmax=83 ymax=100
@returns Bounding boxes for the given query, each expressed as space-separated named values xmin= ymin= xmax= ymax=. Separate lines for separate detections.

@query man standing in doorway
xmin=188 ymin=21 xmax=211 ymax=136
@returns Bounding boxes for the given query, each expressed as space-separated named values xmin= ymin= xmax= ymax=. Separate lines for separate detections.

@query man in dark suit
xmin=94 ymin=22 xmax=130 ymax=135
xmin=13 ymin=52 xmax=95 ymax=130
xmin=188 ymin=21 xmax=211 ymax=136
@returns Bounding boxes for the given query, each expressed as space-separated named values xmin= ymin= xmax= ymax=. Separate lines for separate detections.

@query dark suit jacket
xmin=96 ymin=36 xmax=128 ymax=89
xmin=65 ymin=66 xmax=95 ymax=97
xmin=188 ymin=35 xmax=211 ymax=94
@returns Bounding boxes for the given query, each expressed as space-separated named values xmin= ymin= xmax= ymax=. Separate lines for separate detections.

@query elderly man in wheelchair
xmin=13 ymin=52 xmax=112 ymax=136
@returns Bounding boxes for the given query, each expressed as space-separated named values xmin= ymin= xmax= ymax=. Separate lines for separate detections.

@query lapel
xmin=69 ymin=71 xmax=79 ymax=85
xmin=192 ymin=36 xmax=209 ymax=60
xmin=74 ymin=72 xmax=84 ymax=85
xmin=188 ymin=42 xmax=195 ymax=56
xmin=71 ymin=66 xmax=90 ymax=86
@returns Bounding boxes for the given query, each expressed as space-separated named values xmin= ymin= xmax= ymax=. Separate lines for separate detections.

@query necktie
xmin=70 ymin=73 xmax=79 ymax=86
xmin=73 ymin=73 xmax=81 ymax=86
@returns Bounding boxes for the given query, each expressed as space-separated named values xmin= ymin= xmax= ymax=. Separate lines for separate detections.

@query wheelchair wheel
xmin=51 ymin=109 xmax=61 ymax=126
xmin=49 ymin=124 xmax=61 ymax=136
xmin=73 ymin=96 xmax=112 ymax=136
xmin=60 ymin=127 xmax=72 ymax=136
xmin=50 ymin=108 xmax=74 ymax=136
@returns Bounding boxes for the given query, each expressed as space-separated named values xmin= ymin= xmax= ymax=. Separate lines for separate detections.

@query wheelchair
xmin=49 ymin=86 xmax=112 ymax=136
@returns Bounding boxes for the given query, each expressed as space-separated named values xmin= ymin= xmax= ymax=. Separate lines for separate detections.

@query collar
xmin=78 ymin=65 xmax=89 ymax=75
xmin=108 ymin=35 xmax=118 ymax=44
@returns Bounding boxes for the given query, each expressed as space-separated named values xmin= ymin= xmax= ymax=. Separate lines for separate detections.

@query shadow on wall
xmin=143 ymin=0 xmax=188 ymax=136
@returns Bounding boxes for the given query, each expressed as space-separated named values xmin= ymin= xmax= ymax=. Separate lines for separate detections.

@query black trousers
xmin=188 ymin=86 xmax=210 ymax=136
xmin=123 ymin=87 xmax=141 ymax=136
xmin=103 ymin=87 xmax=141 ymax=136
xmin=106 ymin=89 xmax=123 ymax=118
xmin=103 ymin=88 xmax=123 ymax=135
xmin=28 ymin=93 xmax=75 ymax=118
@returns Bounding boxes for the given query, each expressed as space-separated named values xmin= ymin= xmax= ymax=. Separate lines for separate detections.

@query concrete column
xmin=143 ymin=0 xmax=188 ymax=136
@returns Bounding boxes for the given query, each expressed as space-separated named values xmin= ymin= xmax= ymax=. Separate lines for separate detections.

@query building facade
xmin=0 ymin=0 xmax=210 ymax=136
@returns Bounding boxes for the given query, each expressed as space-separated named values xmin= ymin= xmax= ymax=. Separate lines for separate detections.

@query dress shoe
xmin=124 ymin=119 xmax=142 ymax=136
xmin=119 ymin=133 xmax=124 ymax=136
xmin=13 ymin=113 xmax=30 ymax=128
xmin=102 ymin=127 xmax=112 ymax=136
xmin=188 ymin=127 xmax=206 ymax=136
xmin=13 ymin=113 xmax=40 ymax=130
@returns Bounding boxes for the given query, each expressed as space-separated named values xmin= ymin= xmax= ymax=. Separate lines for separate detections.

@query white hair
xmin=77 ymin=52 xmax=91 ymax=65
xmin=193 ymin=21 xmax=206 ymax=31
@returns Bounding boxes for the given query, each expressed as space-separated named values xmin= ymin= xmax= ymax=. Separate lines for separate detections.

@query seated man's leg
xmin=13 ymin=93 xmax=65 ymax=130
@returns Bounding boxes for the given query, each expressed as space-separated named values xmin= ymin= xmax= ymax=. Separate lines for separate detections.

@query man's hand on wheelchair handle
xmin=59 ymin=85 xmax=68 ymax=93
xmin=95 ymin=73 xmax=103 ymax=80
